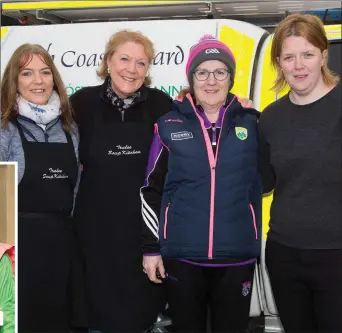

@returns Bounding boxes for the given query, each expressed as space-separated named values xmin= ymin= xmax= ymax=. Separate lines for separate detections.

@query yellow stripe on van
xmin=2 ymin=1 xmax=189 ymax=10
xmin=259 ymin=38 xmax=277 ymax=112
xmin=325 ymin=24 xmax=341 ymax=40
xmin=259 ymin=37 xmax=289 ymax=112
xmin=326 ymin=32 xmax=341 ymax=39
xmin=219 ymin=26 xmax=255 ymax=98
xmin=0 ymin=27 xmax=9 ymax=40
xmin=262 ymin=194 xmax=273 ymax=240
xmin=258 ymin=36 xmax=288 ymax=240
xmin=324 ymin=24 xmax=342 ymax=32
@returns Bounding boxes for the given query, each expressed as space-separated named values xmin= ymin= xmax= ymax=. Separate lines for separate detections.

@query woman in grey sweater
xmin=0 ymin=44 xmax=84 ymax=332
xmin=259 ymin=14 xmax=341 ymax=333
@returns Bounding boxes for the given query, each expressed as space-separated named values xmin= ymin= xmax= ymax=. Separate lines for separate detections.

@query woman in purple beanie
xmin=141 ymin=35 xmax=262 ymax=333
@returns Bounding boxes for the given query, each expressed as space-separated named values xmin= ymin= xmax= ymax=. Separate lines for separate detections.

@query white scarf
xmin=17 ymin=91 xmax=61 ymax=127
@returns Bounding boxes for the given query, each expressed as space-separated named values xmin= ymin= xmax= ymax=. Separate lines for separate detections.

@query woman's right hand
xmin=142 ymin=255 xmax=165 ymax=284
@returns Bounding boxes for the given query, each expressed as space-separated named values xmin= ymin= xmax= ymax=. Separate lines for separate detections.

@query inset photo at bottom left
xmin=0 ymin=162 xmax=16 ymax=333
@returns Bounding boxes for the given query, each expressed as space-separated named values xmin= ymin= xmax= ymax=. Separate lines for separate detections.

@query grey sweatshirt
xmin=259 ymin=85 xmax=341 ymax=249
xmin=0 ymin=116 xmax=80 ymax=199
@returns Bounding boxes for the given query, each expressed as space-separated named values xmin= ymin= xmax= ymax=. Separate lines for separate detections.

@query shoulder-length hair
xmin=97 ymin=30 xmax=155 ymax=86
xmin=1 ymin=43 xmax=73 ymax=131
xmin=270 ymin=13 xmax=340 ymax=93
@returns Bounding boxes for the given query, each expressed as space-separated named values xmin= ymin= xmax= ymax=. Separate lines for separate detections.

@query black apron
xmin=17 ymin=120 xmax=78 ymax=332
xmin=73 ymin=105 xmax=165 ymax=332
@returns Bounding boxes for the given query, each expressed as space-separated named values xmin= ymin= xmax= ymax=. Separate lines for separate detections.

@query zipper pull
xmin=121 ymin=110 xmax=125 ymax=122
xmin=212 ymin=124 xmax=217 ymax=146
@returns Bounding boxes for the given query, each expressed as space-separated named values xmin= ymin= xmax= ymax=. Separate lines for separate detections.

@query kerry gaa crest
xmin=235 ymin=127 xmax=248 ymax=140
xmin=242 ymin=281 xmax=251 ymax=296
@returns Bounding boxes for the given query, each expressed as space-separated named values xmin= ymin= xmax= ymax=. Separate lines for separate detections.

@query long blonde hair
xmin=1 ymin=43 xmax=73 ymax=131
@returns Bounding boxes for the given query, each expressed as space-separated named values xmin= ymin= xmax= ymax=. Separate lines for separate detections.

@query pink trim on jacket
xmin=185 ymin=94 xmax=236 ymax=259
xmin=186 ymin=94 xmax=215 ymax=259
xmin=155 ymin=123 xmax=170 ymax=152
xmin=249 ymin=204 xmax=258 ymax=240
xmin=164 ymin=204 xmax=170 ymax=239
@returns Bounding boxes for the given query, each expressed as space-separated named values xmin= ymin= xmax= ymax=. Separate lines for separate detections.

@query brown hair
xmin=175 ymin=87 xmax=199 ymax=104
xmin=97 ymin=30 xmax=155 ymax=86
xmin=1 ymin=43 xmax=73 ymax=131
xmin=270 ymin=13 xmax=340 ymax=93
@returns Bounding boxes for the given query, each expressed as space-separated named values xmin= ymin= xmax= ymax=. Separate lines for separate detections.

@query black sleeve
xmin=140 ymin=129 xmax=169 ymax=254
xmin=69 ymin=87 xmax=97 ymax=166
xmin=150 ymin=88 xmax=173 ymax=120
xmin=258 ymin=121 xmax=276 ymax=194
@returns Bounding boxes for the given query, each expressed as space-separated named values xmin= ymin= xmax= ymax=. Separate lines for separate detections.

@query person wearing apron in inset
xmin=69 ymin=31 xmax=173 ymax=332
xmin=0 ymin=44 xmax=83 ymax=332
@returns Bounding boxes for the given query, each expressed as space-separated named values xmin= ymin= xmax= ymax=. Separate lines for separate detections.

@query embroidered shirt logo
xmin=171 ymin=131 xmax=193 ymax=140
xmin=43 ymin=168 xmax=68 ymax=179
xmin=235 ymin=127 xmax=248 ymax=140
xmin=165 ymin=119 xmax=183 ymax=123
xmin=242 ymin=281 xmax=251 ymax=296
xmin=108 ymin=144 xmax=141 ymax=156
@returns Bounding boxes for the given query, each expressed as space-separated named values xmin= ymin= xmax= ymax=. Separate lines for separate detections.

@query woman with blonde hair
xmin=1 ymin=44 xmax=81 ymax=332
xmin=259 ymin=13 xmax=341 ymax=332
xmin=70 ymin=30 xmax=173 ymax=332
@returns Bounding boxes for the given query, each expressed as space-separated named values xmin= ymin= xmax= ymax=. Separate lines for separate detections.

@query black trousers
xmin=164 ymin=259 xmax=255 ymax=333
xmin=266 ymin=239 xmax=342 ymax=333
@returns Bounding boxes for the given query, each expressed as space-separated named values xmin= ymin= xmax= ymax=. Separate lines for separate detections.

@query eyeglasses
xmin=193 ymin=68 xmax=230 ymax=81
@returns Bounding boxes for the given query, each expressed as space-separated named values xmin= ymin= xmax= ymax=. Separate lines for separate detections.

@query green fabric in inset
xmin=0 ymin=253 xmax=15 ymax=333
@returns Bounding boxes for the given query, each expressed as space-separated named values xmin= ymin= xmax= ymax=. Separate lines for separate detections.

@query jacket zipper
xmin=187 ymin=94 xmax=236 ymax=259
xmin=249 ymin=203 xmax=258 ymax=240
xmin=212 ymin=125 xmax=217 ymax=146
xmin=164 ymin=202 xmax=170 ymax=239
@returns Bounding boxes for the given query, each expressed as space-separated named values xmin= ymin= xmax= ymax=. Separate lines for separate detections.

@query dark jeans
xmin=266 ymin=239 xmax=342 ymax=333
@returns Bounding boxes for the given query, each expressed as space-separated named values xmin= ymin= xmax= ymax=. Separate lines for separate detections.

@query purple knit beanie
xmin=186 ymin=35 xmax=236 ymax=90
